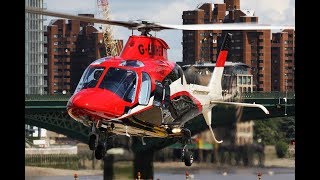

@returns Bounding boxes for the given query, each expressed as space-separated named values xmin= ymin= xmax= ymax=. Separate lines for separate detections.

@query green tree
xmin=279 ymin=117 xmax=295 ymax=143
xmin=253 ymin=116 xmax=295 ymax=145
xmin=253 ymin=117 xmax=284 ymax=145
xmin=275 ymin=141 xmax=288 ymax=158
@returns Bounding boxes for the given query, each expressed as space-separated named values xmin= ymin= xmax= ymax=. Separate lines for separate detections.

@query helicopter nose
xmin=68 ymin=89 xmax=125 ymax=119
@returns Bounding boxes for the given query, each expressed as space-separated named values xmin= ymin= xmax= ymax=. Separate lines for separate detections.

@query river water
xmin=26 ymin=167 xmax=294 ymax=180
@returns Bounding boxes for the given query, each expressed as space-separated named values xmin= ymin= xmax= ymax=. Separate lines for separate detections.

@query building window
xmin=238 ymin=76 xmax=242 ymax=84
xmin=243 ymin=77 xmax=247 ymax=84
xmin=248 ymin=77 xmax=251 ymax=85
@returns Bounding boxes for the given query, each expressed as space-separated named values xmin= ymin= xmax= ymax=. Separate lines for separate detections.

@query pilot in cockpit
xmin=86 ymin=69 xmax=103 ymax=88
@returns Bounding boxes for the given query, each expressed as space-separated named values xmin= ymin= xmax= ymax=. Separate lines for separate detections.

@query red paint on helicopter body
xmin=70 ymin=88 xmax=128 ymax=119
xmin=215 ymin=50 xmax=228 ymax=67
xmin=120 ymin=35 xmax=169 ymax=61
xmin=67 ymin=35 xmax=177 ymax=122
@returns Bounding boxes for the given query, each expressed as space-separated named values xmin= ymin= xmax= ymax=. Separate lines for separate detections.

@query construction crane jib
xmin=97 ymin=0 xmax=119 ymax=56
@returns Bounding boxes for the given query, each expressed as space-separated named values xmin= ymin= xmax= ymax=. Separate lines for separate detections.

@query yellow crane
xmin=97 ymin=0 xmax=119 ymax=56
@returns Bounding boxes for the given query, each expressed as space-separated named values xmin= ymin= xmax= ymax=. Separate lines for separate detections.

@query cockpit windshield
xmin=99 ymin=67 xmax=137 ymax=103
xmin=74 ymin=66 xmax=105 ymax=93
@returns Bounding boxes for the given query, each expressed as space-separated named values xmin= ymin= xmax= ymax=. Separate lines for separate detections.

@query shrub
xmin=275 ymin=141 xmax=288 ymax=158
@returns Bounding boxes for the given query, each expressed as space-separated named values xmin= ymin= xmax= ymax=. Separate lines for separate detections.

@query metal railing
xmin=25 ymin=91 xmax=295 ymax=101
xmin=240 ymin=91 xmax=295 ymax=99
xmin=25 ymin=94 xmax=72 ymax=101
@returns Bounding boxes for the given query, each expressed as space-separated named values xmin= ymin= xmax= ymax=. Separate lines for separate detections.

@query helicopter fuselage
xmin=67 ymin=35 xmax=202 ymax=137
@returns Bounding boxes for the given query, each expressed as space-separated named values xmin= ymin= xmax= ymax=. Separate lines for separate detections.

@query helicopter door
xmin=153 ymin=81 xmax=164 ymax=107
xmin=152 ymin=79 xmax=175 ymax=124
xmin=163 ymin=79 xmax=171 ymax=109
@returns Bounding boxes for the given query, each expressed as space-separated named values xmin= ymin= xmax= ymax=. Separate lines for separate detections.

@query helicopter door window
xmin=99 ymin=67 xmax=137 ymax=103
xmin=153 ymin=81 xmax=164 ymax=107
xmin=138 ymin=72 xmax=151 ymax=105
xmin=74 ymin=66 xmax=105 ymax=93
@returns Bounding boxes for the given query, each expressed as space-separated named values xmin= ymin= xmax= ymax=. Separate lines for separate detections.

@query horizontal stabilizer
xmin=210 ymin=101 xmax=269 ymax=114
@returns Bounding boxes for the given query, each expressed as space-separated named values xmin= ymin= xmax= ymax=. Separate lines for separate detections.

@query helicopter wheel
xmin=89 ymin=133 xmax=98 ymax=150
xmin=181 ymin=146 xmax=193 ymax=166
xmin=95 ymin=142 xmax=107 ymax=160
xmin=183 ymin=151 xmax=193 ymax=166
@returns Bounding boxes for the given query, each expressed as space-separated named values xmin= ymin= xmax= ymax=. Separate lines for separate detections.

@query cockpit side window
xmin=74 ymin=66 xmax=105 ymax=93
xmin=138 ymin=72 xmax=151 ymax=105
xmin=99 ymin=67 xmax=137 ymax=103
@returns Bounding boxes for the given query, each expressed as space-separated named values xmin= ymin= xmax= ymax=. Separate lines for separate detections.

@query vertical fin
xmin=207 ymin=33 xmax=232 ymax=97
xmin=204 ymin=33 xmax=232 ymax=144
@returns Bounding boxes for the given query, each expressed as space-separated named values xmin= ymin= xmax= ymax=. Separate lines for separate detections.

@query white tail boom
xmin=202 ymin=33 xmax=269 ymax=144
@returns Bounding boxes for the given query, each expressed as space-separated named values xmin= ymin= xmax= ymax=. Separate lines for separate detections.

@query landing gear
xmin=182 ymin=148 xmax=193 ymax=166
xmin=89 ymin=134 xmax=98 ymax=150
xmin=89 ymin=122 xmax=99 ymax=150
xmin=95 ymin=142 xmax=107 ymax=160
xmin=89 ymin=122 xmax=114 ymax=160
xmin=180 ymin=128 xmax=193 ymax=167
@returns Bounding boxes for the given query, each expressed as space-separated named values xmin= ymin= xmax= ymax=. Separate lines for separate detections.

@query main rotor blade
xmin=26 ymin=6 xmax=294 ymax=31
xmin=155 ymin=23 xmax=295 ymax=31
xmin=25 ymin=7 xmax=140 ymax=29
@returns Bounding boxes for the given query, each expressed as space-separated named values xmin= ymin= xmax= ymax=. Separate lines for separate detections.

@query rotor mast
xmin=97 ymin=0 xmax=118 ymax=56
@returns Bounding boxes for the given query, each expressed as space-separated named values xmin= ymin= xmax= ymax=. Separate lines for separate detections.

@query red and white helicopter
xmin=26 ymin=7 xmax=293 ymax=166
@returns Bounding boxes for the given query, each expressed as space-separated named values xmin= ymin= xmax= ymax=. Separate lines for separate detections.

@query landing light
xmin=172 ymin=128 xmax=182 ymax=133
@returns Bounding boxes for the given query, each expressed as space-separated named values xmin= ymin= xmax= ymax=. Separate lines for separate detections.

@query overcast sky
xmin=44 ymin=0 xmax=295 ymax=62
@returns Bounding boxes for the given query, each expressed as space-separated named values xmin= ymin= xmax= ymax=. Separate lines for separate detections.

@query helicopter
xmin=25 ymin=7 xmax=293 ymax=166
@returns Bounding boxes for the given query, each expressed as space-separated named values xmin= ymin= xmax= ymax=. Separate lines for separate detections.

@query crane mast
xmin=97 ymin=0 xmax=118 ymax=56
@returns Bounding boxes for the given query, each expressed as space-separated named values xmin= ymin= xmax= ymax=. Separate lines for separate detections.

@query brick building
xmin=271 ymin=30 xmax=295 ymax=92
xmin=45 ymin=15 xmax=123 ymax=94
xmin=182 ymin=1 xmax=272 ymax=91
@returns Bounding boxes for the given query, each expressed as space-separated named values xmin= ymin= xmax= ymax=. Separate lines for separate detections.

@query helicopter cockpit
xmin=99 ymin=67 xmax=137 ymax=103
xmin=74 ymin=66 xmax=139 ymax=103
